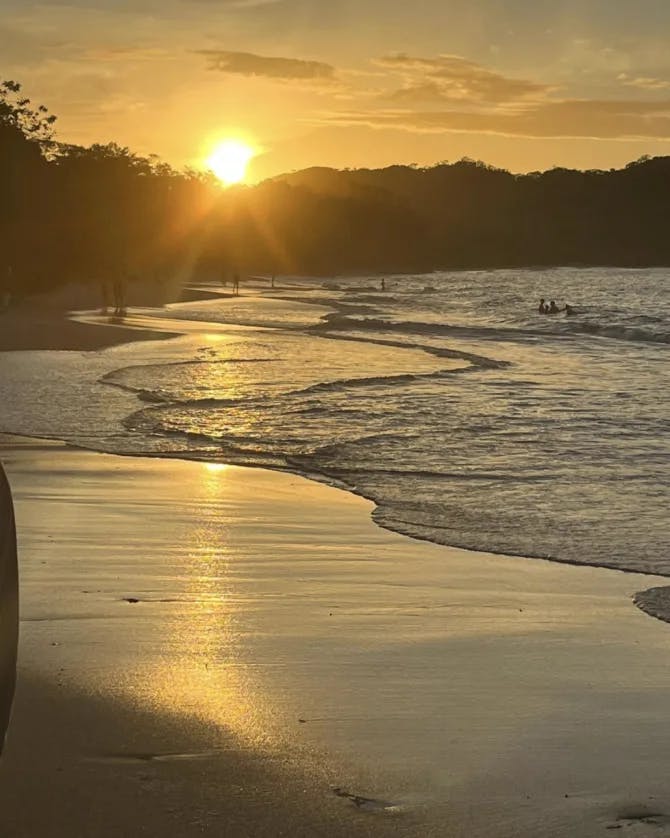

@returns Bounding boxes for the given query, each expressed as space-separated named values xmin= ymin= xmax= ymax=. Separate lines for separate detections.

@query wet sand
xmin=2 ymin=437 xmax=670 ymax=835
xmin=0 ymin=308 xmax=179 ymax=352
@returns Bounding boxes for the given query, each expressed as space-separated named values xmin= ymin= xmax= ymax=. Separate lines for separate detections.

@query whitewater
xmin=1 ymin=267 xmax=668 ymax=576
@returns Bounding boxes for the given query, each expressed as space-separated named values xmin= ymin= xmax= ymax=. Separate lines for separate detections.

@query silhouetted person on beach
xmin=112 ymin=278 xmax=127 ymax=317
xmin=100 ymin=281 xmax=112 ymax=315
xmin=271 ymin=275 xmax=275 ymax=289
xmin=381 ymin=277 xmax=386 ymax=291
xmin=233 ymin=274 xmax=240 ymax=295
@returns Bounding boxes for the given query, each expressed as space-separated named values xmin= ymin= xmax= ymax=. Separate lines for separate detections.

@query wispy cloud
xmin=377 ymin=53 xmax=552 ymax=105
xmin=197 ymin=49 xmax=336 ymax=81
xmin=314 ymin=52 xmax=670 ymax=141
xmin=323 ymin=98 xmax=670 ymax=140
xmin=618 ymin=73 xmax=670 ymax=91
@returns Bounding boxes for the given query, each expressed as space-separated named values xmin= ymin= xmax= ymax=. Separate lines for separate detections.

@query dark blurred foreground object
xmin=0 ymin=463 xmax=18 ymax=754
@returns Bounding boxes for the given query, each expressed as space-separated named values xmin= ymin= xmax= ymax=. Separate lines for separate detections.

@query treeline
xmin=273 ymin=157 xmax=670 ymax=270
xmin=3 ymin=80 xmax=670 ymax=299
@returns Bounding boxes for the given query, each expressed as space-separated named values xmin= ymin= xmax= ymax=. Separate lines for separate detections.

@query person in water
xmin=538 ymin=299 xmax=575 ymax=315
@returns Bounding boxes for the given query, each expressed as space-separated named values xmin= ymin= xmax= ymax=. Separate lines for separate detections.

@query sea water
xmin=1 ymin=267 xmax=668 ymax=575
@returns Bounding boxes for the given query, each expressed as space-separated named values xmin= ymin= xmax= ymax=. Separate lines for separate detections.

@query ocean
xmin=2 ymin=267 xmax=668 ymax=576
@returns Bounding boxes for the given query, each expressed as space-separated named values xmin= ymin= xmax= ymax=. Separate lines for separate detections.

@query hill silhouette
xmin=2 ymin=80 xmax=670 ymax=303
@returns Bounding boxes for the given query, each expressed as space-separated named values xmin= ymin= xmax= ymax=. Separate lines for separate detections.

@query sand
xmin=0 ymin=308 xmax=177 ymax=352
xmin=1 ymin=437 xmax=670 ymax=836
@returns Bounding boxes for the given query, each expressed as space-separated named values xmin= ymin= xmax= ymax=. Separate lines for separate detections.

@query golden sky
xmin=5 ymin=0 xmax=670 ymax=179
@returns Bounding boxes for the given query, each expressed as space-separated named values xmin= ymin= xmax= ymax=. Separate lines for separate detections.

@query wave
xmin=564 ymin=320 xmax=670 ymax=344
xmin=310 ymin=329 xmax=507 ymax=370
xmin=297 ymin=369 xmax=452 ymax=396
xmin=315 ymin=311 xmax=670 ymax=347
xmin=315 ymin=312 xmax=549 ymax=342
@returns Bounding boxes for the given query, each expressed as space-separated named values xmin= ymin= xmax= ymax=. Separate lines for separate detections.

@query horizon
xmin=5 ymin=0 xmax=670 ymax=181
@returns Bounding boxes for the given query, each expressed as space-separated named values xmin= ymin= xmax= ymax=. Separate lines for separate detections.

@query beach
xmin=2 ymin=433 xmax=670 ymax=836
xmin=1 ymin=288 xmax=670 ymax=837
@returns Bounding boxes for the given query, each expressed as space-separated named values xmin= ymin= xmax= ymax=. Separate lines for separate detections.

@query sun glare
xmin=206 ymin=140 xmax=256 ymax=185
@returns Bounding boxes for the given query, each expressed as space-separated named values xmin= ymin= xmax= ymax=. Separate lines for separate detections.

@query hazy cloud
xmin=618 ymin=73 xmax=670 ymax=91
xmin=378 ymin=53 xmax=552 ymax=104
xmin=197 ymin=49 xmax=336 ymax=81
xmin=0 ymin=22 xmax=78 ymax=65
xmin=342 ymin=53 xmax=670 ymax=141
xmin=324 ymin=98 xmax=670 ymax=140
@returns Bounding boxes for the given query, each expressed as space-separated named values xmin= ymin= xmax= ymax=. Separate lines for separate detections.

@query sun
xmin=205 ymin=140 xmax=256 ymax=185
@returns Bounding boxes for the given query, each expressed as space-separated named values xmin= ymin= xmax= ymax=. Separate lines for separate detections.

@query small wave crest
xmin=315 ymin=312 xmax=546 ymax=344
xmin=564 ymin=320 xmax=670 ymax=344
xmin=318 ymin=308 xmax=670 ymax=348
xmin=298 ymin=369 xmax=449 ymax=396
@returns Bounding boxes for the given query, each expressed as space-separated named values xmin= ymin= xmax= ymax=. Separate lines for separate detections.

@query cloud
xmin=330 ymin=52 xmax=670 ymax=141
xmin=378 ymin=53 xmax=552 ymax=104
xmin=618 ymin=73 xmax=670 ymax=91
xmin=84 ymin=45 xmax=170 ymax=62
xmin=323 ymin=98 xmax=670 ymax=140
xmin=0 ymin=22 xmax=78 ymax=65
xmin=197 ymin=49 xmax=336 ymax=81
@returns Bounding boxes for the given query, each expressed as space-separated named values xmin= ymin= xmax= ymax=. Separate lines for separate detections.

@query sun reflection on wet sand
xmin=13 ymin=442 xmax=670 ymax=836
xmin=136 ymin=462 xmax=281 ymax=750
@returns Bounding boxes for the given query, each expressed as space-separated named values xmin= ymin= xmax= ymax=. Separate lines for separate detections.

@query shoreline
xmin=1 ymin=278 xmax=669 ymax=835
xmin=0 ymin=296 xmax=666 ymax=587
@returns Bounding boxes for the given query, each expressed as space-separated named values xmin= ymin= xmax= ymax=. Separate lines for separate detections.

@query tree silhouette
xmin=3 ymin=79 xmax=670 ymax=301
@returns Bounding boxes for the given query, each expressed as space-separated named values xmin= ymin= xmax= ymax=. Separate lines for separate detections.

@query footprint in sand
xmin=332 ymin=787 xmax=401 ymax=814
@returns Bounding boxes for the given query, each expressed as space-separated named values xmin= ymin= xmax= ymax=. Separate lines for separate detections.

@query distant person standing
xmin=233 ymin=274 xmax=240 ymax=296
xmin=271 ymin=275 xmax=275 ymax=289
xmin=100 ymin=281 xmax=111 ymax=315
xmin=381 ymin=277 xmax=386 ymax=291
xmin=113 ymin=278 xmax=127 ymax=317
xmin=0 ymin=462 xmax=18 ymax=755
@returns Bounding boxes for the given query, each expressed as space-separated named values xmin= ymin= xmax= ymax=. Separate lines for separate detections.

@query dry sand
xmin=2 ymin=437 xmax=670 ymax=836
